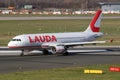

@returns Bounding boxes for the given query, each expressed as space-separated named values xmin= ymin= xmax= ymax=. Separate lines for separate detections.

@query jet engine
xmin=51 ymin=46 xmax=65 ymax=54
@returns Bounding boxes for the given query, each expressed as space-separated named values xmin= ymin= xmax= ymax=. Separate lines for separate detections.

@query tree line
xmin=0 ymin=0 xmax=119 ymax=10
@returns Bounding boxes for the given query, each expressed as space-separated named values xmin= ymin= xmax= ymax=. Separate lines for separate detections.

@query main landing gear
xmin=63 ymin=51 xmax=69 ymax=56
xmin=42 ymin=49 xmax=50 ymax=55
xmin=20 ymin=50 xmax=24 ymax=56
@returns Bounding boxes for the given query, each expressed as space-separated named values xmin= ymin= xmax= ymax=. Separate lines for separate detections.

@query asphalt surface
xmin=0 ymin=46 xmax=120 ymax=74
xmin=0 ymin=16 xmax=120 ymax=20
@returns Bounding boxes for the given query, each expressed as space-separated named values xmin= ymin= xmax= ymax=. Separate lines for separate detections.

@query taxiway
xmin=0 ymin=16 xmax=120 ymax=20
xmin=0 ymin=46 xmax=120 ymax=74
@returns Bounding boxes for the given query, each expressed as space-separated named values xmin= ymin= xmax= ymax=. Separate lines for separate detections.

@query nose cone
xmin=8 ymin=41 xmax=21 ymax=48
xmin=8 ymin=41 xmax=16 ymax=48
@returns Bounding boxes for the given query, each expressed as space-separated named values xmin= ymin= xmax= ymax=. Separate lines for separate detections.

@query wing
xmin=63 ymin=41 xmax=106 ymax=47
xmin=41 ymin=41 xmax=106 ymax=54
xmin=41 ymin=41 xmax=106 ymax=48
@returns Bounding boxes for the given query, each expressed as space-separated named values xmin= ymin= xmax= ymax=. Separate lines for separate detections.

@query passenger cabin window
xmin=12 ymin=39 xmax=21 ymax=41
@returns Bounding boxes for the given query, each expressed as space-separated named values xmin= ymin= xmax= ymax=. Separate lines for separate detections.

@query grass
xmin=0 ymin=64 xmax=120 ymax=80
xmin=0 ymin=19 xmax=120 ymax=46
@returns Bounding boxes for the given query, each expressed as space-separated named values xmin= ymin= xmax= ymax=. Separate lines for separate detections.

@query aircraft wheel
xmin=43 ymin=49 xmax=49 ymax=55
xmin=20 ymin=50 xmax=24 ymax=56
xmin=62 ymin=47 xmax=69 ymax=56
xmin=63 ymin=51 xmax=69 ymax=56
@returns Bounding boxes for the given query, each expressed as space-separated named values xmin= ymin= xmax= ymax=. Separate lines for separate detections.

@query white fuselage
xmin=8 ymin=32 xmax=103 ymax=48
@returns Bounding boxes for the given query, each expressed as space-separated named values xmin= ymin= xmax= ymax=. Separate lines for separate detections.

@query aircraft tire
xmin=43 ymin=49 xmax=49 ymax=55
xmin=20 ymin=50 xmax=24 ymax=56
xmin=63 ymin=51 xmax=69 ymax=56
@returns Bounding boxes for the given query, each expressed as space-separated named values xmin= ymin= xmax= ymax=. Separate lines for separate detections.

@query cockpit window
xmin=12 ymin=39 xmax=21 ymax=41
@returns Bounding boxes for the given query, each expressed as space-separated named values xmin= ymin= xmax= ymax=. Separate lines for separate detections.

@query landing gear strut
xmin=63 ymin=47 xmax=69 ymax=56
xmin=20 ymin=50 xmax=24 ymax=56
xmin=42 ymin=49 xmax=49 ymax=55
xmin=63 ymin=51 xmax=69 ymax=56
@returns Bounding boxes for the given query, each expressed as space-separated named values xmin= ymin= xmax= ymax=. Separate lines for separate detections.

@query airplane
xmin=8 ymin=10 xmax=105 ymax=56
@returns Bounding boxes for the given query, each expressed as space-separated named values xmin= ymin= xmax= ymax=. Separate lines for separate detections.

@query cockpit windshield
xmin=12 ymin=39 xmax=21 ymax=41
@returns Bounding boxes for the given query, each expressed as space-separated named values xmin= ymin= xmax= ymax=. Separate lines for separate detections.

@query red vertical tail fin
xmin=85 ymin=10 xmax=102 ymax=33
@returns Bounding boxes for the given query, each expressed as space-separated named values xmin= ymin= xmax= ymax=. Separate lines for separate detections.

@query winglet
xmin=85 ymin=10 xmax=102 ymax=32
